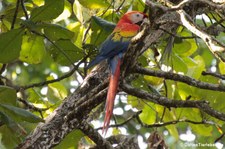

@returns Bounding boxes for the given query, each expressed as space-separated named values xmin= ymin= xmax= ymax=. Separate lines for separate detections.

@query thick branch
xmin=121 ymin=83 xmax=225 ymax=121
xmin=134 ymin=66 xmax=225 ymax=92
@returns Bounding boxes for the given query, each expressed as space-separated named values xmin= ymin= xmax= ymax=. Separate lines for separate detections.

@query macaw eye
xmin=136 ymin=14 xmax=140 ymax=17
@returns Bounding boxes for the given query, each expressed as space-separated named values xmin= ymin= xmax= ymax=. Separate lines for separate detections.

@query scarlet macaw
xmin=86 ymin=11 xmax=147 ymax=134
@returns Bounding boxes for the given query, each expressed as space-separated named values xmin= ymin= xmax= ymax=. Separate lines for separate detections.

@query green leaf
xmin=50 ymin=39 xmax=83 ymax=66
xmin=47 ymin=76 xmax=68 ymax=104
xmin=0 ymin=111 xmax=27 ymax=136
xmin=186 ymin=55 xmax=205 ymax=79
xmin=127 ymin=95 xmax=145 ymax=110
xmin=173 ymin=37 xmax=197 ymax=57
xmin=0 ymin=125 xmax=19 ymax=149
xmin=27 ymin=89 xmax=42 ymax=103
xmin=0 ymin=104 xmax=44 ymax=123
xmin=156 ymin=106 xmax=179 ymax=139
xmin=0 ymin=29 xmax=23 ymax=63
xmin=144 ymin=75 xmax=164 ymax=86
xmin=73 ymin=0 xmax=91 ymax=23
xmin=30 ymin=0 xmax=64 ymax=22
xmin=92 ymin=16 xmax=116 ymax=32
xmin=219 ymin=61 xmax=225 ymax=74
xmin=0 ymin=134 xmax=6 ymax=149
xmin=20 ymin=34 xmax=46 ymax=64
xmin=78 ymin=0 xmax=110 ymax=9
xmin=172 ymin=54 xmax=188 ymax=73
xmin=0 ymin=86 xmax=16 ymax=106
xmin=55 ymin=130 xmax=84 ymax=149
xmin=67 ymin=22 xmax=84 ymax=48
xmin=190 ymin=124 xmax=212 ymax=136
xmin=139 ymin=103 xmax=156 ymax=124
xmin=177 ymin=83 xmax=193 ymax=100
xmin=42 ymin=23 xmax=74 ymax=41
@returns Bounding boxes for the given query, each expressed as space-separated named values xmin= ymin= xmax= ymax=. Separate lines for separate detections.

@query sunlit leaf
xmin=182 ymin=57 xmax=197 ymax=67
xmin=127 ymin=95 xmax=144 ymax=110
xmin=173 ymin=36 xmax=197 ymax=57
xmin=144 ymin=75 xmax=164 ymax=86
xmin=30 ymin=0 xmax=64 ymax=22
xmin=172 ymin=54 xmax=188 ymax=73
xmin=212 ymin=92 xmax=225 ymax=112
xmin=78 ymin=0 xmax=110 ymax=9
xmin=20 ymin=35 xmax=46 ymax=64
xmin=139 ymin=103 xmax=156 ymax=125
xmin=197 ymin=39 xmax=214 ymax=67
xmin=27 ymin=89 xmax=42 ymax=103
xmin=47 ymin=76 xmax=68 ymax=104
xmin=190 ymin=124 xmax=212 ymax=136
xmin=73 ymin=0 xmax=91 ymax=23
xmin=54 ymin=1 xmax=72 ymax=22
xmin=177 ymin=83 xmax=193 ymax=100
xmin=67 ymin=22 xmax=84 ymax=48
xmin=219 ymin=61 xmax=225 ymax=74
xmin=32 ymin=0 xmax=44 ymax=6
xmin=0 ymin=28 xmax=23 ymax=63
xmin=186 ymin=55 xmax=205 ymax=79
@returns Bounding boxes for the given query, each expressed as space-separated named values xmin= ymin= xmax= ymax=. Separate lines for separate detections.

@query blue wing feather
xmin=86 ymin=33 xmax=130 ymax=69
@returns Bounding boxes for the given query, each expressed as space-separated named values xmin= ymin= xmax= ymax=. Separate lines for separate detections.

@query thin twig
xmin=11 ymin=0 xmax=20 ymax=29
xmin=31 ymin=30 xmax=77 ymax=67
xmin=159 ymin=27 xmax=197 ymax=39
xmin=21 ymin=0 xmax=29 ymax=20
xmin=18 ymin=57 xmax=86 ymax=91
xmin=17 ymin=98 xmax=49 ymax=118
xmin=96 ymin=111 xmax=143 ymax=130
xmin=202 ymin=71 xmax=225 ymax=80
xmin=141 ymin=119 xmax=214 ymax=128
xmin=0 ymin=64 xmax=7 ymax=75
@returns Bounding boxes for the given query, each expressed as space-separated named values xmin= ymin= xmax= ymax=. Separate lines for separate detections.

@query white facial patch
xmin=130 ymin=13 xmax=145 ymax=24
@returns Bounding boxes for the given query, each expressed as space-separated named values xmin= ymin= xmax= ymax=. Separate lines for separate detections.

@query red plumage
xmin=102 ymin=58 xmax=121 ymax=134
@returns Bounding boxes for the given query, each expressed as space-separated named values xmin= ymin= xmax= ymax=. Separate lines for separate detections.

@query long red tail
xmin=102 ymin=60 xmax=121 ymax=134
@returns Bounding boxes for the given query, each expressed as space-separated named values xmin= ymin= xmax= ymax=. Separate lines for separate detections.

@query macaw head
xmin=119 ymin=11 xmax=148 ymax=26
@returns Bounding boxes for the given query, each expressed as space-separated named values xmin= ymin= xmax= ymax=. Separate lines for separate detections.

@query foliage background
xmin=0 ymin=0 xmax=225 ymax=148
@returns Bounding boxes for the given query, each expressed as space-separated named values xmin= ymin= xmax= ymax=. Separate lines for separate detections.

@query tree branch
xmin=11 ymin=0 xmax=20 ymax=29
xmin=17 ymin=64 xmax=110 ymax=148
xmin=147 ymin=0 xmax=225 ymax=61
xmin=134 ymin=65 xmax=225 ymax=92
xmin=21 ymin=0 xmax=29 ymax=20
xmin=178 ymin=9 xmax=225 ymax=61
xmin=121 ymin=82 xmax=225 ymax=121
xmin=17 ymin=58 xmax=85 ymax=91
xmin=78 ymin=119 xmax=113 ymax=149
xmin=202 ymin=71 xmax=225 ymax=80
